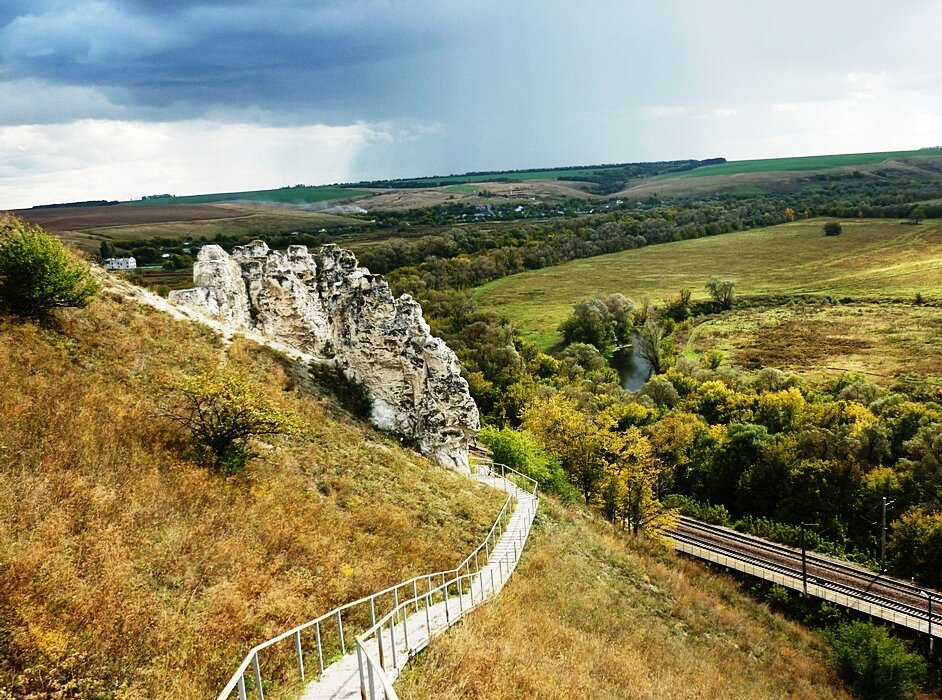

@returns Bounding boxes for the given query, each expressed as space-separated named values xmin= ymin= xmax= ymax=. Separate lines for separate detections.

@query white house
xmin=103 ymin=257 xmax=137 ymax=271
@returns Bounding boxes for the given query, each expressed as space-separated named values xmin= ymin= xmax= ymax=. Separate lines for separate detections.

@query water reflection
xmin=613 ymin=333 xmax=654 ymax=391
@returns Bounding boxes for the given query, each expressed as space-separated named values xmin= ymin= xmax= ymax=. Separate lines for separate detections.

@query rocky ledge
xmin=169 ymin=242 xmax=479 ymax=471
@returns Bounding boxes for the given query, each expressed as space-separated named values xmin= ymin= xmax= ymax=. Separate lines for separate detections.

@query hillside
xmin=397 ymin=499 xmax=851 ymax=700
xmin=0 ymin=290 xmax=505 ymax=699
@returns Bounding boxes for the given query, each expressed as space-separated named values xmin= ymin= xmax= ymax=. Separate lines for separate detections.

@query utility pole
xmin=923 ymin=591 xmax=935 ymax=654
xmin=800 ymin=523 xmax=817 ymax=597
xmin=881 ymin=497 xmax=895 ymax=573
xmin=801 ymin=523 xmax=808 ymax=597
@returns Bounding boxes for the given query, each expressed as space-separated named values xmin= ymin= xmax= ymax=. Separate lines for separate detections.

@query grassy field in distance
xmin=683 ymin=303 xmax=942 ymax=388
xmin=475 ymin=218 xmax=942 ymax=349
xmin=671 ymin=148 xmax=942 ymax=179
xmin=25 ymin=205 xmax=364 ymax=254
xmin=131 ymin=185 xmax=367 ymax=206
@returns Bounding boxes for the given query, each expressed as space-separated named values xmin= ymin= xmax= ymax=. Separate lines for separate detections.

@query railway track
xmin=669 ymin=516 xmax=940 ymax=635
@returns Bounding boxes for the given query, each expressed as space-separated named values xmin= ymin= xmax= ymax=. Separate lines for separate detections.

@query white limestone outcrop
xmin=169 ymin=242 xmax=479 ymax=472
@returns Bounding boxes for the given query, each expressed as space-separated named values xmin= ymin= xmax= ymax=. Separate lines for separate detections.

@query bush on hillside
xmin=824 ymin=221 xmax=843 ymax=236
xmin=827 ymin=621 xmax=926 ymax=700
xmin=164 ymin=370 xmax=301 ymax=475
xmin=479 ymin=425 xmax=572 ymax=497
xmin=0 ymin=216 xmax=100 ymax=318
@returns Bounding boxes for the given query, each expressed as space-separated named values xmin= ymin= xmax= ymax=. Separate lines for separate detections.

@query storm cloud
xmin=2 ymin=0 xmax=942 ymax=207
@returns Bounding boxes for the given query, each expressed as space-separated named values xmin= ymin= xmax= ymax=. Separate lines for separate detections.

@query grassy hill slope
xmin=0 ymin=292 xmax=504 ymax=699
xmin=476 ymin=218 xmax=942 ymax=348
xmin=398 ymin=499 xmax=850 ymax=700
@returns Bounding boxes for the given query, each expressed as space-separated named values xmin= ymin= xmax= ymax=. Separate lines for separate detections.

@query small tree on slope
xmin=0 ymin=216 xmax=100 ymax=318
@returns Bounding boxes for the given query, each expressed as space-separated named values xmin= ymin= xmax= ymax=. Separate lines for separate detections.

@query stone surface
xmin=169 ymin=242 xmax=479 ymax=470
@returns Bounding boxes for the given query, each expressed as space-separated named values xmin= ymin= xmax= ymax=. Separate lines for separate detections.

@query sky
xmin=2 ymin=0 xmax=942 ymax=209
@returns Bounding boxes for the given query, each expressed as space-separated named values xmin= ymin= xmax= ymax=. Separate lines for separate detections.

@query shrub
xmin=479 ymin=425 xmax=572 ymax=496
xmin=0 ymin=216 xmax=100 ymax=318
xmin=164 ymin=370 xmax=300 ymax=475
xmin=705 ymin=276 xmax=735 ymax=310
xmin=827 ymin=621 xmax=926 ymax=700
xmin=824 ymin=221 xmax=843 ymax=236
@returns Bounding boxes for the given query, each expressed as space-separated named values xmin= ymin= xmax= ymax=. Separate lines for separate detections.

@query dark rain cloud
xmin=0 ymin=0 xmax=463 ymax=122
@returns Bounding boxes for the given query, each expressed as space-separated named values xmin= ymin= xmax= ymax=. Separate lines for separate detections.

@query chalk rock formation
xmin=169 ymin=242 xmax=479 ymax=471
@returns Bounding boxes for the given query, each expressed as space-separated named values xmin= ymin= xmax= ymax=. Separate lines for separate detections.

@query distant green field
xmin=132 ymin=185 xmax=367 ymax=206
xmin=475 ymin=218 xmax=942 ymax=348
xmin=673 ymin=149 xmax=942 ymax=179
xmin=390 ymin=168 xmax=605 ymax=186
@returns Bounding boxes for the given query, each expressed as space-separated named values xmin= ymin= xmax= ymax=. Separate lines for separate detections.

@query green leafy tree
xmin=908 ymin=206 xmax=926 ymax=224
xmin=705 ymin=276 xmax=736 ymax=310
xmin=889 ymin=507 xmax=942 ymax=587
xmin=164 ymin=370 xmax=301 ymax=475
xmin=827 ymin=621 xmax=926 ymax=700
xmin=478 ymin=425 xmax=569 ymax=495
xmin=0 ymin=216 xmax=100 ymax=318
xmin=823 ymin=221 xmax=843 ymax=236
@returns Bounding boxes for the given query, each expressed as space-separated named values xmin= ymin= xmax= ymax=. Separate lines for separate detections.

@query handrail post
xmin=356 ymin=643 xmax=367 ymax=700
xmin=252 ymin=652 xmax=264 ymax=700
xmin=294 ymin=630 xmax=305 ymax=681
xmin=444 ymin=582 xmax=450 ymax=622
xmin=337 ymin=610 xmax=346 ymax=655
xmin=402 ymin=599 xmax=410 ymax=651
xmin=377 ymin=623 xmax=385 ymax=669
xmin=370 ymin=597 xmax=377 ymax=629
xmin=425 ymin=592 xmax=432 ymax=636
xmin=389 ymin=617 xmax=398 ymax=668
xmin=316 ymin=620 xmax=324 ymax=673
xmin=238 ymin=675 xmax=247 ymax=700
xmin=413 ymin=580 xmax=419 ymax=613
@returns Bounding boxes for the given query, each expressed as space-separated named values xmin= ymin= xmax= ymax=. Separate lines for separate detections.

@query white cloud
xmin=0 ymin=119 xmax=392 ymax=209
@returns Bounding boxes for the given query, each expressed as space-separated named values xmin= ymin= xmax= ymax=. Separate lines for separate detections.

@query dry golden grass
xmin=397 ymin=499 xmax=850 ymax=700
xmin=0 ymin=294 xmax=504 ymax=699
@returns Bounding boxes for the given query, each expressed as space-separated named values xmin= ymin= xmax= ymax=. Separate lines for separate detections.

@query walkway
xmin=300 ymin=472 xmax=539 ymax=700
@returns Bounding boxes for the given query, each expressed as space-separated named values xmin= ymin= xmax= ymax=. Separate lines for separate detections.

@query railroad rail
xmin=670 ymin=516 xmax=940 ymax=643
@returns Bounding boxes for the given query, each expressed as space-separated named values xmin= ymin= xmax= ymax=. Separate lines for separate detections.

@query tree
xmin=784 ymin=207 xmax=796 ymax=222
xmin=889 ymin=507 xmax=942 ymax=587
xmin=705 ymin=276 xmax=736 ymax=310
xmin=164 ymin=370 xmax=300 ymax=475
xmin=635 ymin=318 xmax=672 ymax=374
xmin=823 ymin=221 xmax=843 ymax=236
xmin=521 ymin=394 xmax=608 ymax=505
xmin=908 ymin=206 xmax=926 ymax=225
xmin=99 ymin=240 xmax=115 ymax=260
xmin=558 ymin=294 xmax=633 ymax=355
xmin=827 ymin=621 xmax=926 ymax=700
xmin=0 ymin=216 xmax=100 ymax=318
xmin=599 ymin=425 xmax=677 ymax=537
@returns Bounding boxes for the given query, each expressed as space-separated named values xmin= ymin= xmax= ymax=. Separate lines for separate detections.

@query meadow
xmin=16 ymin=203 xmax=363 ymax=254
xmin=398 ymin=499 xmax=850 ymax=700
xmin=683 ymin=303 xmax=942 ymax=389
xmin=475 ymin=218 xmax=942 ymax=348
xmin=670 ymin=149 xmax=942 ymax=179
xmin=130 ymin=185 xmax=367 ymax=206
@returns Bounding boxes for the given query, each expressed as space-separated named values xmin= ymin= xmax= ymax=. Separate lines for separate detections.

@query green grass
xmin=475 ymin=218 xmax=942 ymax=348
xmin=397 ymin=499 xmax=848 ymax=700
xmin=672 ymin=149 xmax=942 ymax=179
xmin=131 ymin=185 xmax=367 ymax=206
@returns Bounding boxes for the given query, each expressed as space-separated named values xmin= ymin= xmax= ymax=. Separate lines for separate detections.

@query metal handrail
xmin=215 ymin=464 xmax=535 ymax=700
xmin=355 ymin=493 xmax=540 ymax=700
